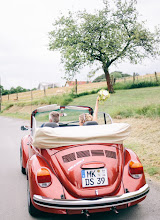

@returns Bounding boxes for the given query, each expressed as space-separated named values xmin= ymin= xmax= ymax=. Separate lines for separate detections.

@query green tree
xmin=0 ymin=85 xmax=9 ymax=95
xmin=93 ymin=74 xmax=105 ymax=83
xmin=49 ymin=0 xmax=160 ymax=93
xmin=110 ymin=71 xmax=123 ymax=79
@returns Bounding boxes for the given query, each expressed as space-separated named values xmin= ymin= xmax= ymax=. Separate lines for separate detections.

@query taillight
xmin=129 ymin=161 xmax=143 ymax=179
xmin=37 ymin=168 xmax=52 ymax=187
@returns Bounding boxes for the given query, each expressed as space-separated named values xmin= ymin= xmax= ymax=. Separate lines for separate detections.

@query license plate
xmin=81 ymin=168 xmax=108 ymax=188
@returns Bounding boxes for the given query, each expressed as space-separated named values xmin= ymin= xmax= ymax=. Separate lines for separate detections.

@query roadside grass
xmin=1 ymin=86 xmax=160 ymax=181
xmin=2 ymin=112 xmax=31 ymax=120
xmin=69 ymin=87 xmax=160 ymax=181
xmin=147 ymin=167 xmax=160 ymax=177
xmin=115 ymin=117 xmax=160 ymax=181
xmin=1 ymin=103 xmax=14 ymax=111
xmin=124 ymin=142 xmax=160 ymax=181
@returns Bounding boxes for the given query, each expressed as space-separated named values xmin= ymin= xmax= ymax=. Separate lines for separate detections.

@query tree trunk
xmin=104 ymin=69 xmax=114 ymax=93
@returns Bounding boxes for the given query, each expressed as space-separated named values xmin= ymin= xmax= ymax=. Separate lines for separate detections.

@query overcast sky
xmin=0 ymin=0 xmax=160 ymax=89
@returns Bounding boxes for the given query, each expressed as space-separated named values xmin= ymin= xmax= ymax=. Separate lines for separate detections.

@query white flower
xmin=98 ymin=89 xmax=110 ymax=102
xmin=103 ymin=90 xmax=109 ymax=96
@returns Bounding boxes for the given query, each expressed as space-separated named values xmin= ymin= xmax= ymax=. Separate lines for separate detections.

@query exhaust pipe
xmin=81 ymin=210 xmax=90 ymax=218
xmin=111 ymin=206 xmax=119 ymax=214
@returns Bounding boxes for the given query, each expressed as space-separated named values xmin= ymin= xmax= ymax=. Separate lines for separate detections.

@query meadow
xmin=69 ymin=87 xmax=160 ymax=181
xmin=69 ymin=87 xmax=160 ymax=118
xmin=1 ymin=85 xmax=160 ymax=181
xmin=1 ymin=72 xmax=159 ymax=104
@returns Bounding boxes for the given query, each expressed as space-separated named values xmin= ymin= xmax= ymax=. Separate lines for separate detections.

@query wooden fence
xmin=1 ymin=72 xmax=160 ymax=104
xmin=116 ymin=72 xmax=160 ymax=84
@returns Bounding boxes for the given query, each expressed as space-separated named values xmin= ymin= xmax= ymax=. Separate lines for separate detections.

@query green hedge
xmin=112 ymin=104 xmax=160 ymax=118
xmin=114 ymin=81 xmax=160 ymax=90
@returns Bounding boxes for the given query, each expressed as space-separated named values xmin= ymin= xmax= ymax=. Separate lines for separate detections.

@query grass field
xmin=1 ymin=81 xmax=107 ymax=104
xmin=2 ymin=86 xmax=160 ymax=118
xmin=1 ymin=72 xmax=159 ymax=104
xmin=69 ymin=87 xmax=160 ymax=118
xmin=69 ymin=87 xmax=160 ymax=181
xmin=1 ymin=86 xmax=160 ymax=181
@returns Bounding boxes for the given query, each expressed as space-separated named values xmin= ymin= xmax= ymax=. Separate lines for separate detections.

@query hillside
xmin=1 ymin=72 xmax=159 ymax=105
xmin=1 ymin=85 xmax=160 ymax=182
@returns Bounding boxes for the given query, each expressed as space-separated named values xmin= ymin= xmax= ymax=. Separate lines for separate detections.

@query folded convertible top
xmin=33 ymin=123 xmax=131 ymax=149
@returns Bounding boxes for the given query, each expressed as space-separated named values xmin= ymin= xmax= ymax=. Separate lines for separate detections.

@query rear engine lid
xmin=51 ymin=144 xmax=124 ymax=198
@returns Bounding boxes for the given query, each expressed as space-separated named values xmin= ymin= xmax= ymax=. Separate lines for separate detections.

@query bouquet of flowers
xmin=98 ymin=89 xmax=110 ymax=103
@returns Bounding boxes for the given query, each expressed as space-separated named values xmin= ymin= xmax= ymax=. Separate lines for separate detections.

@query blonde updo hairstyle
xmin=79 ymin=113 xmax=93 ymax=126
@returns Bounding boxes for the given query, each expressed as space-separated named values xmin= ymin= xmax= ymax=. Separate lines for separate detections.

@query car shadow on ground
xmin=35 ymin=205 xmax=138 ymax=220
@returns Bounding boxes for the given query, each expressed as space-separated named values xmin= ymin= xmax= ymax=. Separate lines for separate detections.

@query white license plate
xmin=81 ymin=168 xmax=108 ymax=188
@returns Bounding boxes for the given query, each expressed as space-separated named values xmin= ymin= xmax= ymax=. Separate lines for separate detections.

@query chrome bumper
xmin=33 ymin=184 xmax=149 ymax=210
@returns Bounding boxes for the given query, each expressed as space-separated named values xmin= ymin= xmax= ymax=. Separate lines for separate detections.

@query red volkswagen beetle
xmin=20 ymin=104 xmax=149 ymax=216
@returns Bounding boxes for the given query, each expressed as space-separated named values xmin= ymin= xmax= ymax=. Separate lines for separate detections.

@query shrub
xmin=113 ymin=104 xmax=160 ymax=118
xmin=135 ymin=104 xmax=160 ymax=117
xmin=1 ymin=103 xmax=14 ymax=112
xmin=114 ymin=81 xmax=160 ymax=90
xmin=146 ymin=167 xmax=159 ymax=176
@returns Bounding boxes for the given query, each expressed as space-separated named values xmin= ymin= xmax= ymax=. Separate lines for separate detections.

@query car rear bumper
xmin=33 ymin=184 xmax=149 ymax=210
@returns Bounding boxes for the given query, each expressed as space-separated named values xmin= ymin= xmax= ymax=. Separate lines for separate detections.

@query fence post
xmin=155 ymin=72 xmax=158 ymax=82
xmin=133 ymin=72 xmax=135 ymax=84
xmin=16 ymin=93 xmax=18 ymax=100
xmin=111 ymin=75 xmax=116 ymax=85
xmin=75 ymin=79 xmax=77 ymax=94
xmin=31 ymin=90 xmax=33 ymax=100
xmin=44 ymin=87 xmax=46 ymax=96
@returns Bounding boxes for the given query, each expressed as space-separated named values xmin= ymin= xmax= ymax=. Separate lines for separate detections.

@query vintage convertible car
xmin=20 ymin=104 xmax=149 ymax=216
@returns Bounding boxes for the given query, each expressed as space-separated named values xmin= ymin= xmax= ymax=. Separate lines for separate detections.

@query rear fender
xmin=123 ymin=148 xmax=146 ymax=193
xmin=21 ymin=135 xmax=29 ymax=169
xmin=27 ymin=155 xmax=64 ymax=212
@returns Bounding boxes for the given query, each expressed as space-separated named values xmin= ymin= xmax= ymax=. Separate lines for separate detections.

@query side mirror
xmin=21 ymin=126 xmax=29 ymax=131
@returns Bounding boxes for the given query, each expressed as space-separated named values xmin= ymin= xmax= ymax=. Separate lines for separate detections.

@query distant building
xmin=38 ymin=82 xmax=59 ymax=90
xmin=66 ymin=81 xmax=91 ymax=87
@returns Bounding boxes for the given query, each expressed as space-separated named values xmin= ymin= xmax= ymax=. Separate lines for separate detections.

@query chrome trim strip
xmin=33 ymin=184 xmax=149 ymax=210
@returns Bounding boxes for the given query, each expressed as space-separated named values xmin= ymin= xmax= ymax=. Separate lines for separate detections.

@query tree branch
xmin=109 ymin=39 xmax=131 ymax=65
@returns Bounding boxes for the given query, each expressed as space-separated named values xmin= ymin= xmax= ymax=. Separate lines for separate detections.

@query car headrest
xmin=43 ymin=122 xmax=59 ymax=128
xmin=83 ymin=121 xmax=98 ymax=126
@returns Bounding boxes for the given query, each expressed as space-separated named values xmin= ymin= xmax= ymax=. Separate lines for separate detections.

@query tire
xmin=20 ymin=146 xmax=26 ymax=174
xmin=27 ymin=180 xmax=41 ymax=216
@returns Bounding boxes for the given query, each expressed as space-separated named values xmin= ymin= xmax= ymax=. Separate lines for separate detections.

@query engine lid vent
xmin=62 ymin=149 xmax=117 ymax=163
xmin=62 ymin=153 xmax=76 ymax=163
xmin=105 ymin=150 xmax=116 ymax=159
xmin=91 ymin=150 xmax=104 ymax=156
xmin=76 ymin=150 xmax=90 ymax=158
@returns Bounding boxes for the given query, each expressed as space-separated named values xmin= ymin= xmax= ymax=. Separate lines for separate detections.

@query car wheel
xmin=20 ymin=146 xmax=26 ymax=174
xmin=27 ymin=180 xmax=41 ymax=216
